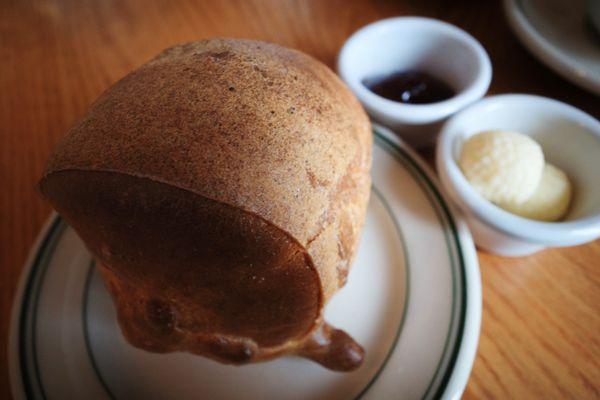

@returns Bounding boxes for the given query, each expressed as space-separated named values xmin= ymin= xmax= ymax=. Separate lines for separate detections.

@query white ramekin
xmin=436 ymin=94 xmax=600 ymax=257
xmin=338 ymin=17 xmax=492 ymax=148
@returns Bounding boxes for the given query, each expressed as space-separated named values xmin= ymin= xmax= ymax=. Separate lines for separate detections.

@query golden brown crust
xmin=40 ymin=39 xmax=371 ymax=370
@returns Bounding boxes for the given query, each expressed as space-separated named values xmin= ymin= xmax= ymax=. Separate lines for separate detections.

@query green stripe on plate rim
xmin=373 ymin=131 xmax=467 ymax=400
xmin=17 ymin=127 xmax=467 ymax=400
xmin=18 ymin=217 xmax=65 ymax=400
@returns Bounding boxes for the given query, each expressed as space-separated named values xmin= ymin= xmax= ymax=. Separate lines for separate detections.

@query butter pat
xmin=459 ymin=130 xmax=544 ymax=204
xmin=499 ymin=163 xmax=572 ymax=221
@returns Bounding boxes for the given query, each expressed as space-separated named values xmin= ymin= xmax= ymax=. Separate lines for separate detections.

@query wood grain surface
xmin=1 ymin=0 xmax=599 ymax=398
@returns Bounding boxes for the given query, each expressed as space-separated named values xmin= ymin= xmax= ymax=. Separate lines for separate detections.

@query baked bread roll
xmin=39 ymin=39 xmax=372 ymax=371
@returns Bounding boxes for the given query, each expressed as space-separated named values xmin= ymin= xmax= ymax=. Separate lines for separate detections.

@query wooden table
xmin=2 ymin=0 xmax=599 ymax=398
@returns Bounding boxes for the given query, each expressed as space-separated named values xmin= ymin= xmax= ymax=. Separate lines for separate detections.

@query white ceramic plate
xmin=9 ymin=125 xmax=481 ymax=400
xmin=504 ymin=0 xmax=600 ymax=95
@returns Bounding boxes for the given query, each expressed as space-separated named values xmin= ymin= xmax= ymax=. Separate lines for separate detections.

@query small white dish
xmin=504 ymin=0 xmax=600 ymax=95
xmin=437 ymin=94 xmax=600 ymax=257
xmin=338 ymin=17 xmax=492 ymax=148
xmin=10 ymin=125 xmax=481 ymax=400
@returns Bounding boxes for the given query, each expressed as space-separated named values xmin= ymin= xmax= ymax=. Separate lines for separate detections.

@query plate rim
xmin=8 ymin=214 xmax=62 ymax=400
xmin=372 ymin=125 xmax=481 ymax=400
xmin=8 ymin=124 xmax=481 ymax=400
xmin=503 ymin=0 xmax=600 ymax=95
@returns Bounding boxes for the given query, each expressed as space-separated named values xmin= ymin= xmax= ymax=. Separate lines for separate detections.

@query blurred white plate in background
xmin=504 ymin=0 xmax=600 ymax=95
